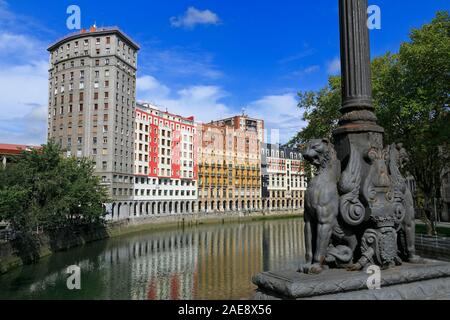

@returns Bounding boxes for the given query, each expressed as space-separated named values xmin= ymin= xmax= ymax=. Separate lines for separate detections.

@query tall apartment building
xmin=47 ymin=26 xmax=139 ymax=203
xmin=260 ymin=143 xmax=306 ymax=210
xmin=122 ymin=103 xmax=198 ymax=219
xmin=197 ymin=115 xmax=262 ymax=212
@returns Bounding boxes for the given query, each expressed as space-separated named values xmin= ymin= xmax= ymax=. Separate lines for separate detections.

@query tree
xmin=0 ymin=142 xmax=109 ymax=235
xmin=289 ymin=11 xmax=450 ymax=229
xmin=288 ymin=76 xmax=341 ymax=145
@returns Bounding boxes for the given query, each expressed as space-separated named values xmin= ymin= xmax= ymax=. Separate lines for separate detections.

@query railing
xmin=415 ymin=233 xmax=450 ymax=260
xmin=0 ymin=226 xmax=44 ymax=243
xmin=0 ymin=229 xmax=16 ymax=242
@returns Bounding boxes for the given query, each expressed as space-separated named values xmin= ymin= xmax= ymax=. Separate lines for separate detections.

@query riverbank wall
xmin=0 ymin=210 xmax=302 ymax=275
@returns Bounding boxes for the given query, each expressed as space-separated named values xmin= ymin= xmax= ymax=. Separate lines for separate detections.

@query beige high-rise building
xmin=47 ymin=26 xmax=139 ymax=202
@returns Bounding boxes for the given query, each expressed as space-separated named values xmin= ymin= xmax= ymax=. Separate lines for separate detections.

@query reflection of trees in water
xmin=0 ymin=218 xmax=305 ymax=300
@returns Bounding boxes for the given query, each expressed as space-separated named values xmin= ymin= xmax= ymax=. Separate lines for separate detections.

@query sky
xmin=0 ymin=0 xmax=448 ymax=145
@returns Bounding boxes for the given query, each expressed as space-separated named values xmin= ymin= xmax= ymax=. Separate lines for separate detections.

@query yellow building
xmin=197 ymin=114 xmax=263 ymax=212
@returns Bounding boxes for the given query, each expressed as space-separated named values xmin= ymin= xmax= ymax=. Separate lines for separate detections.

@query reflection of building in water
xmin=100 ymin=241 xmax=134 ymax=299
xmin=194 ymin=220 xmax=305 ymax=299
xmin=129 ymin=233 xmax=198 ymax=300
xmin=79 ymin=219 xmax=305 ymax=300
xmin=262 ymin=220 xmax=305 ymax=271
xmin=195 ymin=225 xmax=264 ymax=299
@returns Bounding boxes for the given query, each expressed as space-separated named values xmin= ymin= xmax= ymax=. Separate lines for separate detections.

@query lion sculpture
xmin=301 ymin=139 xmax=341 ymax=274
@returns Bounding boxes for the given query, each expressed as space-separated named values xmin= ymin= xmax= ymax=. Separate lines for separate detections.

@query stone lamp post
xmin=252 ymin=0 xmax=450 ymax=300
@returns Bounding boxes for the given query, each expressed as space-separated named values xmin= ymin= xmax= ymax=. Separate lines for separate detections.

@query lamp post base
xmin=252 ymin=260 xmax=450 ymax=300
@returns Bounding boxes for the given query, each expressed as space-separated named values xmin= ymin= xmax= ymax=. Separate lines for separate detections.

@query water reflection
xmin=0 ymin=218 xmax=305 ymax=300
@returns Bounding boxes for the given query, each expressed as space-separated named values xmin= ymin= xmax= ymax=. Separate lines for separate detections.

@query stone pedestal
xmin=252 ymin=260 xmax=450 ymax=300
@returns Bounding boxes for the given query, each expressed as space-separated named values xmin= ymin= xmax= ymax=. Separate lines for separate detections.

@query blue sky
xmin=0 ymin=0 xmax=448 ymax=145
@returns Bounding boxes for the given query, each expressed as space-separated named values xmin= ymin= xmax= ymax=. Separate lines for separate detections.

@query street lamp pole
xmin=334 ymin=0 xmax=383 ymax=137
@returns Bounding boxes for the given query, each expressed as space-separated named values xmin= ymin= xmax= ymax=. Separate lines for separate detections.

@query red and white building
xmin=129 ymin=102 xmax=198 ymax=217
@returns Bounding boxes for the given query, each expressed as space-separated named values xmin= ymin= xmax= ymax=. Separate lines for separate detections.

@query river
xmin=0 ymin=217 xmax=306 ymax=300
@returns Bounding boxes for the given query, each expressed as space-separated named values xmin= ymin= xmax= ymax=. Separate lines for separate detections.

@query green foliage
xmin=288 ymin=76 xmax=341 ymax=145
xmin=0 ymin=142 xmax=109 ymax=233
xmin=290 ymin=11 xmax=450 ymax=207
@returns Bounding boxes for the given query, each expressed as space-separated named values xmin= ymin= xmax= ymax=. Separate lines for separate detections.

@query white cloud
xmin=137 ymin=75 xmax=171 ymax=100
xmin=137 ymin=75 xmax=231 ymax=122
xmin=0 ymin=60 xmax=48 ymax=145
xmin=137 ymin=74 xmax=306 ymax=144
xmin=0 ymin=3 xmax=49 ymax=145
xmin=0 ymin=33 xmax=38 ymax=54
xmin=141 ymin=47 xmax=223 ymax=80
xmin=327 ymin=57 xmax=341 ymax=75
xmin=246 ymin=93 xmax=307 ymax=144
xmin=291 ymin=65 xmax=320 ymax=77
xmin=278 ymin=48 xmax=316 ymax=64
xmin=170 ymin=7 xmax=220 ymax=29
xmin=303 ymin=65 xmax=320 ymax=74
xmin=0 ymin=104 xmax=47 ymax=145
xmin=0 ymin=60 xmax=48 ymax=119
xmin=0 ymin=0 xmax=54 ymax=36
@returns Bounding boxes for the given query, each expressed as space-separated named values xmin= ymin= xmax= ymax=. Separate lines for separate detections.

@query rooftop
xmin=47 ymin=26 xmax=140 ymax=52
xmin=0 ymin=143 xmax=41 ymax=155
xmin=136 ymin=102 xmax=195 ymax=123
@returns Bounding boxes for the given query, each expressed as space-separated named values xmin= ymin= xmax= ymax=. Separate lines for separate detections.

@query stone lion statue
xmin=301 ymin=139 xmax=341 ymax=274
xmin=388 ymin=143 xmax=421 ymax=263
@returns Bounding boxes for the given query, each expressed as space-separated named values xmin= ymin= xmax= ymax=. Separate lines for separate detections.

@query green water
xmin=0 ymin=217 xmax=306 ymax=300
